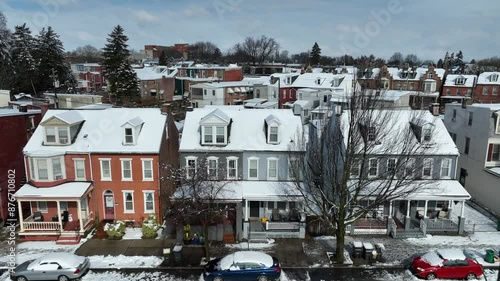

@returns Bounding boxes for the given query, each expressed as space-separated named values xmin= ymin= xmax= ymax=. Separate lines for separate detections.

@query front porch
xmin=15 ymin=182 xmax=95 ymax=243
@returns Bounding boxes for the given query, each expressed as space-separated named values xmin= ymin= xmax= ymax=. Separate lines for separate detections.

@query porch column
xmin=405 ymin=200 xmax=411 ymax=231
xmin=56 ymin=201 xmax=62 ymax=232
xmin=406 ymin=200 xmax=411 ymax=217
xmin=77 ymin=200 xmax=83 ymax=233
xmin=18 ymin=200 xmax=24 ymax=232
xmin=243 ymin=200 xmax=249 ymax=240
xmin=388 ymin=201 xmax=393 ymax=218
xmin=424 ymin=200 xmax=428 ymax=218
xmin=244 ymin=200 xmax=249 ymax=221
xmin=458 ymin=200 xmax=466 ymax=234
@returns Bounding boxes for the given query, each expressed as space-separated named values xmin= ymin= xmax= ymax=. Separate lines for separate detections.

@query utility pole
xmin=50 ymin=68 xmax=59 ymax=109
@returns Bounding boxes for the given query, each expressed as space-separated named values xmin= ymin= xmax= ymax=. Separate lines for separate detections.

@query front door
xmin=459 ymin=168 xmax=467 ymax=186
xmin=249 ymin=201 xmax=260 ymax=218
xmin=103 ymin=192 xmax=115 ymax=220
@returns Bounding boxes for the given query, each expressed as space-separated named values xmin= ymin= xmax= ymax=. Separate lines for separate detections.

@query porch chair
xmin=33 ymin=211 xmax=44 ymax=222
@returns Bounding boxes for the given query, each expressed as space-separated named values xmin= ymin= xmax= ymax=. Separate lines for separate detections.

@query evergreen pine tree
xmin=310 ymin=42 xmax=321 ymax=66
xmin=11 ymin=24 xmax=37 ymax=95
xmin=0 ymin=12 xmax=13 ymax=89
xmin=437 ymin=59 xmax=443 ymax=68
xmin=34 ymin=26 xmax=70 ymax=92
xmin=158 ymin=50 xmax=168 ymax=66
xmin=102 ymin=25 xmax=140 ymax=106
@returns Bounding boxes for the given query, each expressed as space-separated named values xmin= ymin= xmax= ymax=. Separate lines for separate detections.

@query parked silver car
xmin=10 ymin=252 xmax=90 ymax=281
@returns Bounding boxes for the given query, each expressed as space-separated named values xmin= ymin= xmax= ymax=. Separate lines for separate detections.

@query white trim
xmin=73 ymin=158 xmax=86 ymax=180
xmin=440 ymin=158 xmax=452 ymax=179
xmin=201 ymin=125 xmax=228 ymax=145
xmin=141 ymin=158 xmax=154 ymax=181
xmin=387 ymin=158 xmax=397 ymax=178
xmin=30 ymin=156 xmax=66 ymax=182
xmin=143 ymin=190 xmax=155 ymax=214
xmin=122 ymin=190 xmax=135 ymax=214
xmin=248 ymin=157 xmax=259 ymax=180
xmin=36 ymin=201 xmax=48 ymax=213
xmin=227 ymin=156 xmax=238 ymax=180
xmin=123 ymin=127 xmax=135 ymax=145
xmin=268 ymin=125 xmax=280 ymax=144
xmin=185 ymin=156 xmax=198 ymax=178
xmin=207 ymin=156 xmax=219 ymax=178
xmin=120 ymin=158 xmax=133 ymax=181
xmin=99 ymin=158 xmax=112 ymax=181
xmin=422 ymin=158 xmax=434 ymax=179
xmin=368 ymin=158 xmax=378 ymax=178
xmin=267 ymin=157 xmax=279 ymax=180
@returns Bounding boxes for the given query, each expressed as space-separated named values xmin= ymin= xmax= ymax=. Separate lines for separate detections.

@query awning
xmin=15 ymin=182 xmax=93 ymax=200
xmin=227 ymin=88 xmax=234 ymax=94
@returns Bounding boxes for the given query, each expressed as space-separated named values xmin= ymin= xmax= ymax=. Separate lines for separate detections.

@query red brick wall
xmin=473 ymin=84 xmax=500 ymax=103
xmin=224 ymin=69 xmax=243 ymax=81
xmin=442 ymin=86 xmax=474 ymax=97
xmin=278 ymin=88 xmax=296 ymax=108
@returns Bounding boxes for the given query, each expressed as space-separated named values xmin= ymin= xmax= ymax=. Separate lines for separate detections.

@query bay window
xmin=30 ymin=157 xmax=66 ymax=181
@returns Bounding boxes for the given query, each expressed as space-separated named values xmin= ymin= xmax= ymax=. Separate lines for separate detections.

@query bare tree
xmin=166 ymin=156 xmax=237 ymax=259
xmin=404 ymin=54 xmax=421 ymax=67
xmin=288 ymin=90 xmax=441 ymax=263
xmin=188 ymin=41 xmax=221 ymax=63
xmin=235 ymin=35 xmax=279 ymax=66
xmin=388 ymin=52 xmax=404 ymax=66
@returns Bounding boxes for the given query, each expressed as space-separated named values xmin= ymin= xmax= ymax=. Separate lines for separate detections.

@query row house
xmin=313 ymin=107 xmax=470 ymax=237
xmin=0 ymin=107 xmax=42 ymax=222
xmin=178 ymin=106 xmax=305 ymax=241
xmin=71 ymin=63 xmax=105 ymax=93
xmin=441 ymin=74 xmax=477 ymax=105
xmin=474 ymin=72 xmax=500 ymax=103
xmin=443 ymin=103 xmax=500 ymax=214
xmin=190 ymin=81 xmax=256 ymax=108
xmin=135 ymin=66 xmax=178 ymax=101
xmin=176 ymin=65 xmax=243 ymax=82
xmin=267 ymin=73 xmax=301 ymax=107
xmin=15 ymin=108 xmax=179 ymax=243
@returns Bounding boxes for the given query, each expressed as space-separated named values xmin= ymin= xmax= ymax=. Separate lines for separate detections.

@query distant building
xmin=441 ymin=74 xmax=477 ymax=105
xmin=473 ymin=72 xmax=500 ymax=103
xmin=70 ymin=63 xmax=105 ymax=93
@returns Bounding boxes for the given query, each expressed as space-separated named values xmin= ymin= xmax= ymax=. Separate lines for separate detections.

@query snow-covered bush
xmin=104 ymin=220 xmax=125 ymax=240
xmin=141 ymin=215 xmax=160 ymax=239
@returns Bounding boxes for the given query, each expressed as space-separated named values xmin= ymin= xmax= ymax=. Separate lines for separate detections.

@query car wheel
xmin=58 ymin=275 xmax=70 ymax=281
xmin=257 ymin=276 xmax=269 ymax=281
xmin=466 ymin=273 xmax=476 ymax=280
xmin=16 ymin=276 xmax=28 ymax=281
xmin=426 ymin=273 xmax=437 ymax=280
xmin=213 ymin=277 xmax=224 ymax=281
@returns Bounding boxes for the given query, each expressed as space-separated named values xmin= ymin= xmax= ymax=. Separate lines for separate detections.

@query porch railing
xmin=23 ymin=221 xmax=60 ymax=231
xmin=426 ymin=218 xmax=456 ymax=230
xmin=420 ymin=218 xmax=427 ymax=235
xmin=395 ymin=210 xmax=405 ymax=223
xmin=265 ymin=221 xmax=300 ymax=231
xmin=81 ymin=212 xmax=93 ymax=228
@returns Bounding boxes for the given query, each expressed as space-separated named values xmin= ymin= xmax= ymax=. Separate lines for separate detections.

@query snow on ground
xmin=451 ymin=202 xmax=497 ymax=232
xmin=88 ymin=255 xmax=163 ymax=268
xmin=226 ymin=239 xmax=276 ymax=250
xmin=122 ymin=227 xmax=163 ymax=240
xmin=0 ymin=241 xmax=81 ymax=265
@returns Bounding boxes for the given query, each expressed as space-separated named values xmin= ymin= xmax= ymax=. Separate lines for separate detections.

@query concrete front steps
xmin=56 ymin=233 xmax=81 ymax=245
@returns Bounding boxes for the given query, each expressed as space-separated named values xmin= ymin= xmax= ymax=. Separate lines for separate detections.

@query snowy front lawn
xmin=122 ymin=227 xmax=163 ymax=240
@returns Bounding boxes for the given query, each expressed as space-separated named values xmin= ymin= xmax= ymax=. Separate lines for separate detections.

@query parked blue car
xmin=203 ymin=251 xmax=281 ymax=281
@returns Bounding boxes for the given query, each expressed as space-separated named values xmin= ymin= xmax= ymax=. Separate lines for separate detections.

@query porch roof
xmin=353 ymin=180 xmax=471 ymax=201
xmin=15 ymin=182 xmax=93 ymax=200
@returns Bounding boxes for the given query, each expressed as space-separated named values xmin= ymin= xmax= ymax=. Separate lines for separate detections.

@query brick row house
xmin=473 ymin=72 xmax=500 ymax=103
xmin=0 ymin=108 xmax=42 ymax=223
xmin=441 ymin=74 xmax=477 ymax=105
xmin=15 ymin=108 xmax=179 ymax=243
xmin=71 ymin=63 xmax=105 ymax=93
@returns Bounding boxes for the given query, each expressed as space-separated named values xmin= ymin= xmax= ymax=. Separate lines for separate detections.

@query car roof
xmin=219 ymin=251 xmax=274 ymax=270
xmin=437 ymin=249 xmax=466 ymax=261
xmin=28 ymin=253 xmax=85 ymax=270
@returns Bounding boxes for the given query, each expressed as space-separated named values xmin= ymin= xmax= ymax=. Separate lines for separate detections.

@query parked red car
xmin=411 ymin=249 xmax=483 ymax=280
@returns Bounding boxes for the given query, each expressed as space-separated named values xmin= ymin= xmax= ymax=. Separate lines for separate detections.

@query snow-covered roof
xmin=42 ymin=111 xmax=85 ymax=125
xmin=28 ymin=253 xmax=86 ymax=270
xmin=180 ymin=107 xmax=302 ymax=152
xmin=77 ymin=104 xmax=113 ymax=109
xmin=24 ymin=108 xmax=167 ymax=154
xmin=14 ymin=93 xmax=33 ymax=100
xmin=292 ymin=73 xmax=354 ymax=91
xmin=219 ymin=251 xmax=273 ymax=270
xmin=134 ymin=66 xmax=177 ymax=80
xmin=443 ymin=75 xmax=477 ymax=87
xmin=0 ymin=109 xmax=40 ymax=117
xmin=340 ymin=109 xmax=459 ymax=155
xmin=43 ymin=93 xmax=101 ymax=98
xmin=477 ymin=72 xmax=500 ymax=85
xmin=293 ymin=100 xmax=310 ymax=107
xmin=15 ymin=182 xmax=92 ymax=199
xmin=192 ymin=81 xmax=255 ymax=89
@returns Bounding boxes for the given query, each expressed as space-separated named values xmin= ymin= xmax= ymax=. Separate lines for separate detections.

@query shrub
xmin=104 ymin=220 xmax=125 ymax=240
xmin=141 ymin=215 xmax=160 ymax=239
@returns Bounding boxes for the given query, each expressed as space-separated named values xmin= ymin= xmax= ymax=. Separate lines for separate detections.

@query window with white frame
xmin=248 ymin=157 xmax=259 ymax=179
xmin=405 ymin=158 xmax=415 ymax=177
xmin=456 ymin=77 xmax=465 ymax=85
xmin=74 ymin=159 xmax=85 ymax=180
xmin=427 ymin=73 xmax=433 ymax=79
xmin=30 ymin=157 xmax=66 ymax=181
xmin=121 ymin=159 xmax=132 ymax=181
xmin=186 ymin=156 xmax=197 ymax=178
xmin=124 ymin=128 xmax=134 ymax=144
xmin=267 ymin=158 xmax=278 ymax=180
xmin=59 ymin=201 xmax=68 ymax=211
xmin=143 ymin=191 xmax=155 ymax=213
xmin=81 ymin=198 xmax=88 ymax=214
xmin=491 ymin=73 xmax=499 ymax=82
xmin=368 ymin=158 xmax=378 ymax=177
xmin=493 ymin=87 xmax=498 ymax=96
xmin=58 ymin=128 xmax=69 ymax=144
xmin=367 ymin=126 xmax=376 ymax=142
xmin=216 ymin=127 xmax=225 ymax=143
xmin=207 ymin=157 xmax=218 ymax=178
xmin=142 ymin=159 xmax=153 ymax=181
xmin=490 ymin=144 xmax=500 ymax=161
xmin=483 ymin=86 xmax=489 ymax=95
xmin=202 ymin=126 xmax=226 ymax=145
xmin=387 ymin=158 xmax=397 ymax=176
xmin=350 ymin=163 xmax=361 ymax=178
xmin=123 ymin=191 xmax=134 ymax=213
xmin=227 ymin=157 xmax=238 ymax=179
xmin=204 ymin=127 xmax=213 ymax=143
xmin=100 ymin=159 xmax=111 ymax=180
xmin=422 ymin=158 xmax=433 ymax=178
xmin=44 ymin=126 xmax=71 ymax=145
xmin=440 ymin=158 xmax=452 ymax=178
xmin=422 ymin=127 xmax=432 ymax=142
xmin=269 ymin=126 xmax=279 ymax=143
xmin=37 ymin=201 xmax=48 ymax=213
xmin=288 ymin=156 xmax=300 ymax=180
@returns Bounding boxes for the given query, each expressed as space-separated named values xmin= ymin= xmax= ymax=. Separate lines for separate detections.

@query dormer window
xmin=46 ymin=128 xmax=56 ymax=143
xmin=286 ymin=76 xmax=291 ymax=85
xmin=423 ymin=127 xmax=432 ymax=142
xmin=202 ymin=126 xmax=227 ymax=145
xmin=265 ymin=114 xmax=281 ymax=144
xmin=200 ymin=109 xmax=231 ymax=146
xmin=125 ymin=128 xmax=133 ymax=144
xmin=491 ymin=74 xmax=499 ymax=82
xmin=316 ymin=77 xmax=321 ymax=85
xmin=269 ymin=126 xmax=279 ymax=143
xmin=427 ymin=73 xmax=434 ymax=79
xmin=456 ymin=77 xmax=466 ymax=85
xmin=44 ymin=126 xmax=70 ymax=145
xmin=332 ymin=78 xmax=340 ymax=87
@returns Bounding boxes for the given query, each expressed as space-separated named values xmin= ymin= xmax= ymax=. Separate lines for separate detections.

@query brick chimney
xmin=40 ymin=102 xmax=50 ymax=117
xmin=161 ymin=103 xmax=171 ymax=115
xmin=430 ymin=103 xmax=440 ymax=116
xmin=19 ymin=105 xmax=28 ymax=112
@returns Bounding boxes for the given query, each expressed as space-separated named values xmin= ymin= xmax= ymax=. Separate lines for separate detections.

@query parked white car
xmin=10 ymin=253 xmax=90 ymax=281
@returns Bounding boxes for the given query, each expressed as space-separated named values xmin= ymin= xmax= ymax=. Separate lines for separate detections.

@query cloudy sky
xmin=2 ymin=0 xmax=499 ymax=61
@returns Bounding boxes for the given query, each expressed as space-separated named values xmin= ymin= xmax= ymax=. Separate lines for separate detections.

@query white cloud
xmin=130 ymin=9 xmax=159 ymax=23
xmin=183 ymin=4 xmax=209 ymax=17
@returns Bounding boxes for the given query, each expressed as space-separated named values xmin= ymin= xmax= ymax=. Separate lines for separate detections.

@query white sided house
xmin=178 ymin=106 xmax=305 ymax=241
